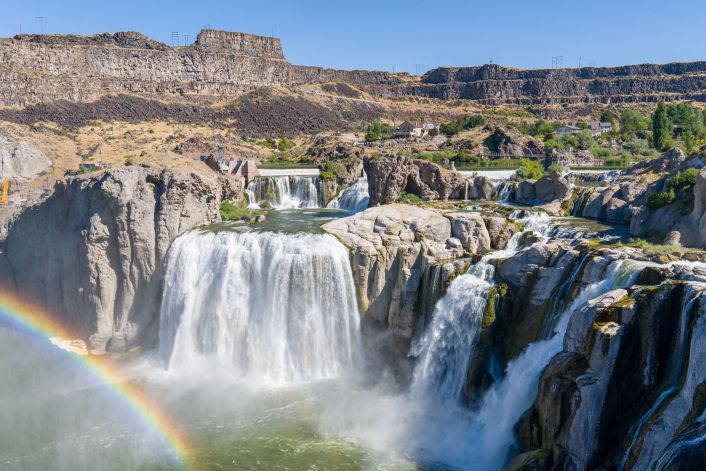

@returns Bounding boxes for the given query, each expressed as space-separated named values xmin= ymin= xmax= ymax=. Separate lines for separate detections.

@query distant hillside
xmin=373 ymin=63 xmax=706 ymax=105
xmin=1 ymin=28 xmax=705 ymax=112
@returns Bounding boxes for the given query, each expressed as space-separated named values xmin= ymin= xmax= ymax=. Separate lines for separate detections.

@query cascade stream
xmin=246 ymin=175 xmax=321 ymax=209
xmin=159 ymin=229 xmax=360 ymax=382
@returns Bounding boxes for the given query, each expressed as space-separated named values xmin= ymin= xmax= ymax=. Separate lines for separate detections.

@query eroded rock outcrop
xmin=518 ymin=266 xmax=706 ymax=470
xmin=364 ymin=155 xmax=467 ymax=205
xmin=323 ymin=204 xmax=511 ymax=378
xmin=573 ymin=148 xmax=706 ymax=248
xmin=384 ymin=62 xmax=706 ymax=105
xmin=513 ymin=170 xmax=572 ymax=214
xmin=0 ymin=166 xmax=242 ymax=353
xmin=0 ymin=135 xmax=51 ymax=179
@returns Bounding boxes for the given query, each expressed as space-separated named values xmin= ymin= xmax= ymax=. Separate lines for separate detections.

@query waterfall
xmin=326 ymin=177 xmax=369 ymax=213
xmin=158 ymin=230 xmax=360 ymax=382
xmin=571 ymin=188 xmax=593 ymax=217
xmin=631 ymin=286 xmax=706 ymax=470
xmin=620 ymin=288 xmax=700 ymax=469
xmin=496 ymin=181 xmax=516 ymax=203
xmin=409 ymin=212 xmax=552 ymax=401
xmin=246 ymin=176 xmax=321 ymax=209
xmin=460 ymin=260 xmax=644 ymax=469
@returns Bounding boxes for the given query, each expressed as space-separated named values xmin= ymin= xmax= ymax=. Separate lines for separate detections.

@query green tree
xmin=652 ymin=101 xmax=671 ymax=151
xmin=512 ymin=159 xmax=545 ymax=181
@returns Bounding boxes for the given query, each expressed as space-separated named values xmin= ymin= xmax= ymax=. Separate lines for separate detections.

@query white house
xmin=589 ymin=121 xmax=613 ymax=137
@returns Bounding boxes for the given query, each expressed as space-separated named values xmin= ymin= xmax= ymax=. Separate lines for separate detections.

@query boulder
xmin=0 ymin=135 xmax=51 ymax=179
xmin=445 ymin=212 xmax=492 ymax=254
xmin=466 ymin=176 xmax=497 ymax=200
xmin=482 ymin=125 xmax=544 ymax=157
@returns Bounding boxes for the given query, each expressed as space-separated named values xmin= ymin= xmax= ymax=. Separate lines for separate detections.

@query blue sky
xmin=1 ymin=0 xmax=705 ymax=74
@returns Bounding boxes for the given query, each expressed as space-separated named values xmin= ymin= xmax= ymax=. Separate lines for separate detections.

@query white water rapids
xmin=246 ymin=175 xmax=321 ymax=209
xmin=404 ymin=211 xmax=646 ymax=469
xmin=158 ymin=230 xmax=360 ymax=383
xmin=326 ymin=177 xmax=369 ymax=213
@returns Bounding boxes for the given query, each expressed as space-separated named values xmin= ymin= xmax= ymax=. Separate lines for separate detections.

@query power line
xmin=171 ymin=31 xmax=180 ymax=47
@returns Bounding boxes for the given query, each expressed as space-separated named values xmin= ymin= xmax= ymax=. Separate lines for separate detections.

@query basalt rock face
xmin=0 ymin=29 xmax=400 ymax=107
xmin=573 ymin=149 xmax=706 ymax=248
xmin=512 ymin=171 xmax=572 ymax=213
xmin=518 ymin=266 xmax=706 ymax=471
xmin=380 ymin=63 xmax=706 ymax=105
xmin=364 ymin=155 xmax=466 ymax=205
xmin=323 ymin=204 xmax=510 ymax=380
xmin=0 ymin=166 xmax=242 ymax=353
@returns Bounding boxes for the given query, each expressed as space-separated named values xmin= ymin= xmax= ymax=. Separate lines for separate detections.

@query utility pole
xmin=183 ymin=34 xmax=190 ymax=46
xmin=19 ymin=23 xmax=22 ymax=34
xmin=35 ymin=16 xmax=44 ymax=34
xmin=171 ymin=32 xmax=179 ymax=47
xmin=578 ymin=56 xmax=582 ymax=68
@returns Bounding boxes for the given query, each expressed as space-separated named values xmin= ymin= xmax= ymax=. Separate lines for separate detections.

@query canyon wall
xmin=3 ymin=30 xmax=706 ymax=108
xmin=0 ymin=166 xmax=242 ymax=353
xmin=375 ymin=63 xmax=706 ymax=105
xmin=0 ymin=29 xmax=400 ymax=107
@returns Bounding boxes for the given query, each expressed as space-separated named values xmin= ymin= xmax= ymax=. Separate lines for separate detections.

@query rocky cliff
xmin=0 ymin=29 xmax=400 ymax=107
xmin=515 ymin=263 xmax=706 ymax=470
xmin=323 ymin=204 xmax=518 ymax=379
xmin=378 ymin=62 xmax=706 ymax=105
xmin=572 ymin=148 xmax=706 ymax=248
xmin=2 ymin=29 xmax=705 ymax=109
xmin=0 ymin=166 xmax=242 ymax=353
xmin=364 ymin=155 xmax=494 ymax=205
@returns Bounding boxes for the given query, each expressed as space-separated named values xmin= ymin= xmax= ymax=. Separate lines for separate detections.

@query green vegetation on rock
xmin=219 ymin=201 xmax=267 ymax=222
xmin=397 ymin=192 xmax=422 ymax=204
xmin=512 ymin=158 xmax=545 ymax=181
xmin=647 ymin=189 xmax=676 ymax=210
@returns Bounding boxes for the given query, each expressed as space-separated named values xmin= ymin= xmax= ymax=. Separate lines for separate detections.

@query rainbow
xmin=0 ymin=286 xmax=192 ymax=466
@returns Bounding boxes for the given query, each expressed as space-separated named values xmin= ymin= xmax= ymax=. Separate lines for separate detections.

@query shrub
xmin=257 ymin=138 xmax=276 ymax=149
xmin=398 ymin=191 xmax=422 ymax=203
xmin=667 ymin=168 xmax=700 ymax=191
xmin=440 ymin=115 xmax=486 ymax=136
xmin=277 ymin=137 xmax=295 ymax=152
xmin=548 ymin=163 xmax=564 ymax=174
xmin=647 ymin=189 xmax=675 ymax=210
xmin=519 ymin=119 xmax=558 ymax=139
xmin=366 ymin=120 xmax=394 ymax=139
xmin=365 ymin=131 xmax=380 ymax=142
xmin=124 ymin=155 xmax=134 ymax=166
xmin=219 ymin=202 xmax=267 ymax=221
xmin=513 ymin=158 xmax=545 ymax=181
